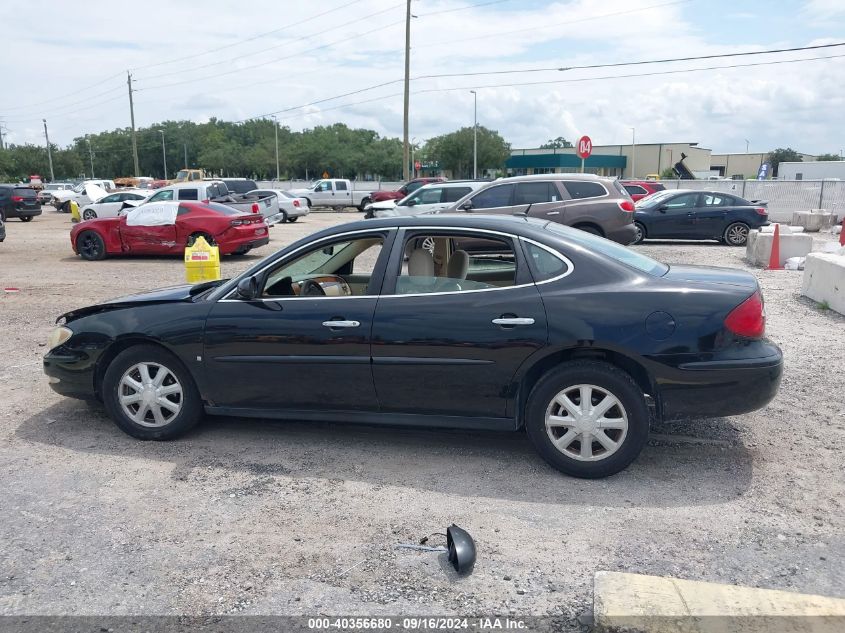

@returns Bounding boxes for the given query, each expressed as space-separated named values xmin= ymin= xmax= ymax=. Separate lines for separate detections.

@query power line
xmin=0 ymin=72 xmax=125 ymax=113
xmin=418 ymin=0 xmax=513 ymax=17
xmin=131 ymin=0 xmax=366 ymax=71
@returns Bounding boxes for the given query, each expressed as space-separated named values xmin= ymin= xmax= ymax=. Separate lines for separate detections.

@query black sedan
xmin=633 ymin=189 xmax=769 ymax=246
xmin=43 ymin=215 xmax=783 ymax=478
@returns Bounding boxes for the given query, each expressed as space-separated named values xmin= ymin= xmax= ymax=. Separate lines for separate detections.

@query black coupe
xmin=633 ymin=189 xmax=769 ymax=246
xmin=44 ymin=215 xmax=783 ymax=478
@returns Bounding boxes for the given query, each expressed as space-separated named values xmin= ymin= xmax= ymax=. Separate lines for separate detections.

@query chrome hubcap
xmin=728 ymin=225 xmax=747 ymax=244
xmin=83 ymin=210 xmax=96 ymax=220
xmin=118 ymin=362 xmax=183 ymax=427
xmin=634 ymin=225 xmax=643 ymax=242
xmin=545 ymin=384 xmax=628 ymax=461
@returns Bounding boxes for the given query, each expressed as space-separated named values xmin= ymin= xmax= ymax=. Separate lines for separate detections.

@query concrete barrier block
xmin=792 ymin=210 xmax=836 ymax=232
xmin=802 ymin=252 xmax=845 ymax=315
xmin=594 ymin=571 xmax=845 ymax=633
xmin=746 ymin=229 xmax=813 ymax=267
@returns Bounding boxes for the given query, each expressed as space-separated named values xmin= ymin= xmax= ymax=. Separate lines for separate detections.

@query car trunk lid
xmin=663 ymin=264 xmax=759 ymax=290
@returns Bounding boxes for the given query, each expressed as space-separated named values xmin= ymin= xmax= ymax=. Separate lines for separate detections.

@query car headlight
xmin=47 ymin=326 xmax=73 ymax=351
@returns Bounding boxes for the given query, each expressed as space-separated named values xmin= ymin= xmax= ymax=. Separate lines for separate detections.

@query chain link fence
xmin=659 ymin=179 xmax=845 ymax=222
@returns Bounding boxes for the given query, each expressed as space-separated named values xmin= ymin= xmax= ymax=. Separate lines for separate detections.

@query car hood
xmin=58 ymin=280 xmax=226 ymax=322
xmin=370 ymin=199 xmax=398 ymax=210
xmin=288 ymin=188 xmax=312 ymax=196
xmin=663 ymin=264 xmax=759 ymax=290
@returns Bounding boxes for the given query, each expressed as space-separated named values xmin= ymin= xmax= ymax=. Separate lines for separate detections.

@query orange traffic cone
xmin=767 ymin=224 xmax=783 ymax=270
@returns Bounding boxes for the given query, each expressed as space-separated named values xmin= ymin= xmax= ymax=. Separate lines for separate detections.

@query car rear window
xmin=178 ymin=189 xmax=199 ymax=200
xmin=544 ymin=222 xmax=668 ymax=276
xmin=223 ymin=180 xmax=257 ymax=194
xmin=650 ymin=183 xmax=666 ymax=191
xmin=564 ymin=181 xmax=607 ymax=199
xmin=14 ymin=188 xmax=37 ymax=198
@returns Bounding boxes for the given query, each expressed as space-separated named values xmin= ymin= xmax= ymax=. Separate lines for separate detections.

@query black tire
xmin=61 ymin=202 xmax=70 ymax=213
xmin=304 ymin=198 xmax=312 ymax=208
xmin=573 ymin=224 xmax=604 ymax=237
xmin=632 ymin=222 xmax=646 ymax=244
xmin=187 ymin=232 xmax=214 ymax=247
xmin=524 ymin=360 xmax=650 ymax=478
xmin=723 ymin=222 xmax=749 ymax=246
xmin=358 ymin=197 xmax=371 ymax=212
xmin=281 ymin=211 xmax=289 ymax=223
xmin=76 ymin=230 xmax=107 ymax=260
xmin=20 ymin=216 xmax=33 ymax=222
xmin=102 ymin=344 xmax=203 ymax=440
xmin=288 ymin=216 xmax=298 ymax=222
xmin=82 ymin=208 xmax=97 ymax=221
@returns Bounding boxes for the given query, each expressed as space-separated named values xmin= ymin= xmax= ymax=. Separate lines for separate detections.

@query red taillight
xmin=724 ymin=291 xmax=765 ymax=339
xmin=251 ymin=203 xmax=259 ymax=213
xmin=202 ymin=199 xmax=210 ymax=204
xmin=755 ymin=207 xmax=767 ymax=216
xmin=293 ymin=199 xmax=300 ymax=207
xmin=617 ymin=200 xmax=635 ymax=212
xmin=11 ymin=196 xmax=23 ymax=202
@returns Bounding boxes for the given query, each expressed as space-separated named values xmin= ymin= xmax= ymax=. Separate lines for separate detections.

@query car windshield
xmin=72 ymin=183 xmax=86 ymax=193
xmin=635 ymin=189 xmax=677 ymax=208
xmin=544 ymin=222 xmax=669 ymax=276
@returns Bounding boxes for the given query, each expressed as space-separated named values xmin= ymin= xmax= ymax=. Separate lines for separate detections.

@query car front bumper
xmin=654 ymin=343 xmax=783 ymax=420
xmin=43 ymin=349 xmax=98 ymax=400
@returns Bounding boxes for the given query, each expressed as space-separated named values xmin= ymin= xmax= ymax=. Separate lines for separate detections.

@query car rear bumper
xmin=655 ymin=343 xmax=783 ymax=420
xmin=8 ymin=207 xmax=42 ymax=218
xmin=605 ymin=222 xmax=638 ymax=245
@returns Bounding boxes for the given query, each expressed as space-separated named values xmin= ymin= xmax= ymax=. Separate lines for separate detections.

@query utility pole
xmin=0 ymin=120 xmax=5 ymax=150
xmin=159 ymin=130 xmax=167 ymax=179
xmin=86 ymin=138 xmax=94 ymax=178
xmin=411 ymin=137 xmax=417 ymax=178
xmin=271 ymin=115 xmax=280 ymax=181
xmin=42 ymin=119 xmax=55 ymax=181
xmin=470 ymin=90 xmax=477 ymax=179
xmin=127 ymin=72 xmax=140 ymax=177
xmin=184 ymin=143 xmax=188 ymax=168
xmin=402 ymin=0 xmax=411 ymax=181
xmin=630 ymin=127 xmax=636 ymax=179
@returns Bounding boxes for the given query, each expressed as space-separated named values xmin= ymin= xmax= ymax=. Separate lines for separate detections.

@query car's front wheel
xmin=724 ymin=222 xmax=749 ymax=246
xmin=524 ymin=361 xmax=650 ymax=478
xmin=288 ymin=216 xmax=298 ymax=222
xmin=82 ymin=208 xmax=97 ymax=220
xmin=103 ymin=345 xmax=203 ymax=440
xmin=76 ymin=230 xmax=106 ymax=260
xmin=632 ymin=222 xmax=646 ymax=244
xmin=20 ymin=216 xmax=33 ymax=222
xmin=359 ymin=197 xmax=371 ymax=212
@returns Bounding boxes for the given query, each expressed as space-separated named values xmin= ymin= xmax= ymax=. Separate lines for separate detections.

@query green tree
xmin=423 ymin=126 xmax=510 ymax=178
xmin=659 ymin=167 xmax=676 ymax=180
xmin=766 ymin=147 xmax=803 ymax=177
xmin=539 ymin=136 xmax=573 ymax=149
xmin=816 ymin=153 xmax=842 ymax=161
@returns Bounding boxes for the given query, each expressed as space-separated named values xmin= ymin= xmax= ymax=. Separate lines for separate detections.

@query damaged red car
xmin=70 ymin=201 xmax=270 ymax=260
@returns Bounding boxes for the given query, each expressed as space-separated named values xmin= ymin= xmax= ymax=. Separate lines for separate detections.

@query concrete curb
xmin=594 ymin=571 xmax=845 ymax=633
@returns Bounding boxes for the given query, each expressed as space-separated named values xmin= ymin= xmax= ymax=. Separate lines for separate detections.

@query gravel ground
xmin=1 ymin=209 xmax=843 ymax=627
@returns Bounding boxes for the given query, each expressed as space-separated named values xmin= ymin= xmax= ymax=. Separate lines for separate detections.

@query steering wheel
xmin=300 ymin=279 xmax=327 ymax=296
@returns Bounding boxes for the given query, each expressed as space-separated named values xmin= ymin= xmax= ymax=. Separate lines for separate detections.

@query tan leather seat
xmin=447 ymin=249 xmax=469 ymax=279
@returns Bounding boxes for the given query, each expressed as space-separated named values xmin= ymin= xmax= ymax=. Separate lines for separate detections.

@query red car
xmin=70 ymin=201 xmax=270 ymax=261
xmin=620 ymin=180 xmax=666 ymax=202
xmin=369 ymin=177 xmax=446 ymax=203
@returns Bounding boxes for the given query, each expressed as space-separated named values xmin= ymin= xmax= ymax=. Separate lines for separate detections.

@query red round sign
xmin=414 ymin=161 xmax=421 ymax=170
xmin=576 ymin=135 xmax=592 ymax=159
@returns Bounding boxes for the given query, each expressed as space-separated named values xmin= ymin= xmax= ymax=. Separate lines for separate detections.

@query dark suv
xmin=0 ymin=185 xmax=42 ymax=222
xmin=440 ymin=174 xmax=637 ymax=244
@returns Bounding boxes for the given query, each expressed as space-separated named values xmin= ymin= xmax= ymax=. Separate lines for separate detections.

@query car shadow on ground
xmin=16 ymin=401 xmax=753 ymax=508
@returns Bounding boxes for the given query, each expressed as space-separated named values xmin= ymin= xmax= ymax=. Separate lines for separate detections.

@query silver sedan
xmin=247 ymin=189 xmax=310 ymax=223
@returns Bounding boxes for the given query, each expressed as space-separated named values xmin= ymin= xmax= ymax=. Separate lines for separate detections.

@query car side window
xmin=563 ymin=181 xmax=607 ymax=199
xmin=470 ymin=184 xmax=514 ymax=209
xmin=443 ymin=187 xmax=471 ymax=202
xmin=514 ymin=182 xmax=558 ymax=205
xmin=702 ymin=194 xmax=728 ymax=207
xmin=624 ymin=185 xmax=647 ymax=195
xmin=148 ymin=190 xmax=174 ymax=202
xmin=406 ymin=181 xmax=423 ymax=193
xmin=663 ymin=193 xmax=699 ymax=209
xmin=101 ymin=194 xmax=121 ymax=203
xmin=523 ymin=241 xmax=569 ymax=281
xmin=418 ymin=187 xmax=443 ymax=204
xmin=335 ymin=181 xmax=348 ymax=191
xmin=315 ymin=181 xmax=331 ymax=192
xmin=178 ymin=189 xmax=199 ymax=201
xmin=261 ymin=236 xmax=385 ymax=298
xmin=391 ymin=233 xmax=517 ymax=295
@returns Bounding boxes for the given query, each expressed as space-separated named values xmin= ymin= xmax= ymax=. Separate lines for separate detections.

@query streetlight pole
xmin=42 ymin=119 xmax=55 ymax=182
xmin=86 ymin=138 xmax=94 ymax=178
xmin=471 ymin=90 xmax=477 ymax=179
xmin=271 ymin=115 xmax=280 ymax=182
xmin=630 ymin=127 xmax=636 ymax=179
xmin=402 ymin=0 xmax=412 ymax=181
xmin=745 ymin=139 xmax=750 ymax=153
xmin=159 ymin=130 xmax=167 ymax=180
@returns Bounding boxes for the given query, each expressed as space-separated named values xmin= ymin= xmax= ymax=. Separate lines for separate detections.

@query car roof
xmin=166 ymin=181 xmax=223 ymax=189
xmin=498 ymin=173 xmax=612 ymax=183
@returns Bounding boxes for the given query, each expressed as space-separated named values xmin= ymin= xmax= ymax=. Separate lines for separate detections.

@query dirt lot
xmin=1 ymin=209 xmax=843 ymax=627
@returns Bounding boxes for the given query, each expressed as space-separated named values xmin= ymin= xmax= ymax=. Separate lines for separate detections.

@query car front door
xmin=647 ymin=192 xmax=698 ymax=238
xmin=118 ymin=205 xmax=180 ymax=253
xmin=461 ymin=183 xmax=515 ymax=215
xmin=202 ymin=230 xmax=395 ymax=413
xmin=512 ymin=181 xmax=565 ymax=218
xmin=310 ymin=180 xmax=333 ymax=205
xmin=370 ymin=228 xmax=548 ymax=421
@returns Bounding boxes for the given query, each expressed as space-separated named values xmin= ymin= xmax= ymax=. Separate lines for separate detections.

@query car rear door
xmin=370 ymin=227 xmax=548 ymax=421
xmin=118 ymin=208 xmax=179 ymax=253
xmin=693 ymin=192 xmax=730 ymax=238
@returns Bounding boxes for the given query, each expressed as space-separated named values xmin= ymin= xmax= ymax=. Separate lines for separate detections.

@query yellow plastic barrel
xmin=70 ymin=200 xmax=80 ymax=223
xmin=184 ymin=236 xmax=220 ymax=283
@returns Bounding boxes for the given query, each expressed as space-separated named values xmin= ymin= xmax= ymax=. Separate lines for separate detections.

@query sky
xmin=1 ymin=0 xmax=844 ymax=155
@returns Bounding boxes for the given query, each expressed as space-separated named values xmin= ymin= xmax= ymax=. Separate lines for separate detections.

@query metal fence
xmin=659 ymin=179 xmax=845 ymax=222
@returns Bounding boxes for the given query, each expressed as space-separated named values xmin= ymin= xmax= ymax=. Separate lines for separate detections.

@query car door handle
xmin=547 ymin=211 xmax=560 ymax=216
xmin=492 ymin=317 xmax=535 ymax=326
xmin=322 ymin=320 xmax=360 ymax=328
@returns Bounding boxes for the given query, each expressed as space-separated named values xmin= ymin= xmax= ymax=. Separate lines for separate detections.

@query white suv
xmin=367 ymin=180 xmax=488 ymax=218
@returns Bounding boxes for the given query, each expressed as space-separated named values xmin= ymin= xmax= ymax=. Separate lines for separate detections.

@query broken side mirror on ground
xmin=395 ymin=524 xmax=477 ymax=576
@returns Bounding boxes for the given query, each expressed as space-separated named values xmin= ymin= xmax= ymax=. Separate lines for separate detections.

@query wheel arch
xmin=93 ymin=336 xmax=182 ymax=400
xmin=514 ymin=345 xmax=658 ymax=428
xmin=570 ymin=221 xmax=605 ymax=236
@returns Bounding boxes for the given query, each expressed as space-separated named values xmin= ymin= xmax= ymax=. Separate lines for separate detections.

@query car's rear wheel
xmin=103 ymin=345 xmax=202 ymax=440
xmin=77 ymin=230 xmax=106 ymax=260
xmin=187 ymin=232 xmax=214 ymax=247
xmin=280 ymin=211 xmax=289 ymax=223
xmin=724 ymin=222 xmax=749 ymax=246
xmin=573 ymin=223 xmax=604 ymax=237
xmin=524 ymin=360 xmax=650 ymax=478
xmin=632 ymin=222 xmax=646 ymax=244
xmin=304 ymin=198 xmax=312 ymax=208
xmin=20 ymin=216 xmax=33 ymax=222
xmin=288 ymin=216 xmax=298 ymax=222
xmin=82 ymin=208 xmax=97 ymax=220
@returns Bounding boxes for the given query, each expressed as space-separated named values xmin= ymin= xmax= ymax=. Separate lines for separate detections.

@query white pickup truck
xmin=289 ymin=178 xmax=374 ymax=211
xmin=141 ymin=181 xmax=282 ymax=223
